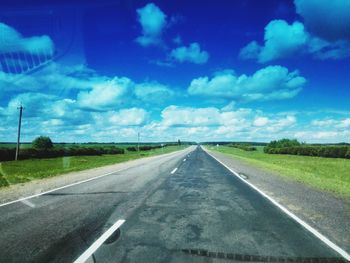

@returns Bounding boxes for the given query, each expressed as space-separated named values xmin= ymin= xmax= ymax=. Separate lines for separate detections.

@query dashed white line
xmin=0 ymin=149 xmax=190 ymax=208
xmin=171 ymin=168 xmax=178 ymax=174
xmin=205 ymin=150 xmax=350 ymax=262
xmin=73 ymin=219 xmax=125 ymax=263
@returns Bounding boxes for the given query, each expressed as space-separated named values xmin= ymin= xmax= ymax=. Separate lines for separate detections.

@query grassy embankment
xmin=208 ymin=145 xmax=350 ymax=199
xmin=0 ymin=145 xmax=187 ymax=187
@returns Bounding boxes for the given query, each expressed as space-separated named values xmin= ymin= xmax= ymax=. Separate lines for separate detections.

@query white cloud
xmin=188 ymin=65 xmax=305 ymax=102
xmin=295 ymin=131 xmax=340 ymax=140
xmin=266 ymin=116 xmax=296 ymax=132
xmin=311 ymin=119 xmax=336 ymax=127
xmin=312 ymin=118 xmax=350 ymax=129
xmin=161 ymin=106 xmax=220 ymax=126
xmin=0 ymin=63 xmax=99 ymax=99
xmin=0 ymin=22 xmax=54 ymax=55
xmin=338 ymin=118 xmax=350 ymax=128
xmin=91 ymin=108 xmax=148 ymax=126
xmin=109 ymin=108 xmax=148 ymax=126
xmin=239 ymin=19 xmax=350 ymax=62
xmin=170 ymin=42 xmax=209 ymax=64
xmin=135 ymin=82 xmax=174 ymax=103
xmin=2 ymin=93 xmax=349 ymax=143
xmin=135 ymin=3 xmax=167 ymax=47
xmin=77 ymin=77 xmax=132 ymax=110
xmin=253 ymin=117 xmax=269 ymax=126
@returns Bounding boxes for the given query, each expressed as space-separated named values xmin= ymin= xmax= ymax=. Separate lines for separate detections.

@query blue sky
xmin=0 ymin=0 xmax=349 ymax=143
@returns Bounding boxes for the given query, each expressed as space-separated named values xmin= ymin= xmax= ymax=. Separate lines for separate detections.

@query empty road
xmin=0 ymin=146 xmax=348 ymax=263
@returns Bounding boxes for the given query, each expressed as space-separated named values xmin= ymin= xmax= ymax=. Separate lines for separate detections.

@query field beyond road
xmin=0 ymin=145 xmax=187 ymax=187
xmin=207 ymin=145 xmax=350 ymax=199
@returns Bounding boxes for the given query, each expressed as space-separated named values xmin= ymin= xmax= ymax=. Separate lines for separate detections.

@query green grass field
xmin=0 ymin=145 xmax=187 ymax=187
xmin=208 ymin=145 xmax=350 ymax=199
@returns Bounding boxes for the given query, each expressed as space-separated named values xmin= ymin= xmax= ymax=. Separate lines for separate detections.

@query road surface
xmin=0 ymin=146 xmax=347 ymax=262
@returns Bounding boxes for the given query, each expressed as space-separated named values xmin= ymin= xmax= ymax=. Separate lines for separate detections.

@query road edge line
xmin=73 ymin=219 xmax=125 ymax=263
xmin=204 ymin=148 xmax=350 ymax=262
xmin=0 ymin=147 xmax=191 ymax=208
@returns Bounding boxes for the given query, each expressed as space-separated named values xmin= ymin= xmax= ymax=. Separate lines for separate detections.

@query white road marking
xmin=183 ymin=158 xmax=186 ymax=162
xmin=0 ymin=149 xmax=193 ymax=208
xmin=21 ymin=199 xmax=35 ymax=208
xmin=171 ymin=168 xmax=178 ymax=174
xmin=205 ymin=150 xmax=350 ymax=261
xmin=73 ymin=219 xmax=125 ymax=263
xmin=0 ymin=169 xmax=127 ymax=208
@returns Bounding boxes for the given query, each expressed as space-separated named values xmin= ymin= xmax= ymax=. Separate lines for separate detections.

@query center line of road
xmin=0 ymin=149 xmax=193 ymax=208
xmin=171 ymin=168 xmax=178 ymax=174
xmin=73 ymin=219 xmax=125 ymax=263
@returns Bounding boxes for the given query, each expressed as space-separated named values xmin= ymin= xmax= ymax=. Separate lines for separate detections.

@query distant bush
xmin=139 ymin=145 xmax=162 ymax=151
xmin=139 ymin=146 xmax=153 ymax=151
xmin=228 ymin=144 xmax=257 ymax=151
xmin=0 ymin=146 xmax=125 ymax=161
xmin=32 ymin=136 xmax=53 ymax=150
xmin=264 ymin=144 xmax=350 ymax=159
xmin=126 ymin=146 xmax=137 ymax=152
xmin=0 ymin=148 xmax=16 ymax=161
xmin=265 ymin=139 xmax=301 ymax=150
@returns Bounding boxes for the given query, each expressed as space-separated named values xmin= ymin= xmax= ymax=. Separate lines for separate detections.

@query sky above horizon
xmin=0 ymin=0 xmax=350 ymax=143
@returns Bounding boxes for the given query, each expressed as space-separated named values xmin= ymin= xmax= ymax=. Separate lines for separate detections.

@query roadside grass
xmin=0 ymin=145 xmax=187 ymax=187
xmin=208 ymin=145 xmax=350 ymax=199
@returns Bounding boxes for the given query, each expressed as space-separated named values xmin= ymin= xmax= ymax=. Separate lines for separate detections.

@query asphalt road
xmin=0 ymin=146 xmax=347 ymax=263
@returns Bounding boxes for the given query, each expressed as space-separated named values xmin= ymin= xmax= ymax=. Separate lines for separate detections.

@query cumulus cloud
xmin=0 ymin=61 xmax=175 ymax=111
xmin=295 ymin=0 xmax=350 ymax=41
xmin=338 ymin=118 xmax=350 ymax=128
xmin=76 ymin=77 xmax=175 ymax=111
xmin=159 ymin=105 xmax=294 ymax=131
xmin=2 ymin=92 xmax=349 ymax=143
xmin=135 ymin=3 xmax=167 ymax=47
xmin=0 ymin=22 xmax=54 ymax=55
xmin=240 ymin=19 xmax=350 ymax=62
xmin=0 ymin=63 xmax=99 ymax=100
xmin=312 ymin=118 xmax=350 ymax=129
xmin=188 ymin=65 xmax=305 ymax=102
xmin=135 ymin=82 xmax=174 ymax=103
xmin=92 ymin=108 xmax=148 ymax=126
xmin=161 ymin=106 xmax=221 ymax=127
xmin=138 ymin=105 xmax=301 ymax=142
xmin=240 ymin=20 xmax=308 ymax=63
xmin=253 ymin=117 xmax=269 ymax=126
xmin=170 ymin=42 xmax=209 ymax=64
xmin=77 ymin=77 xmax=132 ymax=110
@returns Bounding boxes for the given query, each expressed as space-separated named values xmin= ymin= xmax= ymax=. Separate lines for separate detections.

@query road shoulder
xmin=205 ymin=148 xmax=350 ymax=253
xmin=0 ymin=147 xmax=193 ymax=205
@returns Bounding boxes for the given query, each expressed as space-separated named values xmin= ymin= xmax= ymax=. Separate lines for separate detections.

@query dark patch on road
xmin=181 ymin=248 xmax=347 ymax=262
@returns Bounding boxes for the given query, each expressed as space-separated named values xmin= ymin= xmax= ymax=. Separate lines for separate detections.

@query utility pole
xmin=137 ymin=132 xmax=140 ymax=153
xmin=15 ymin=105 xmax=24 ymax=161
